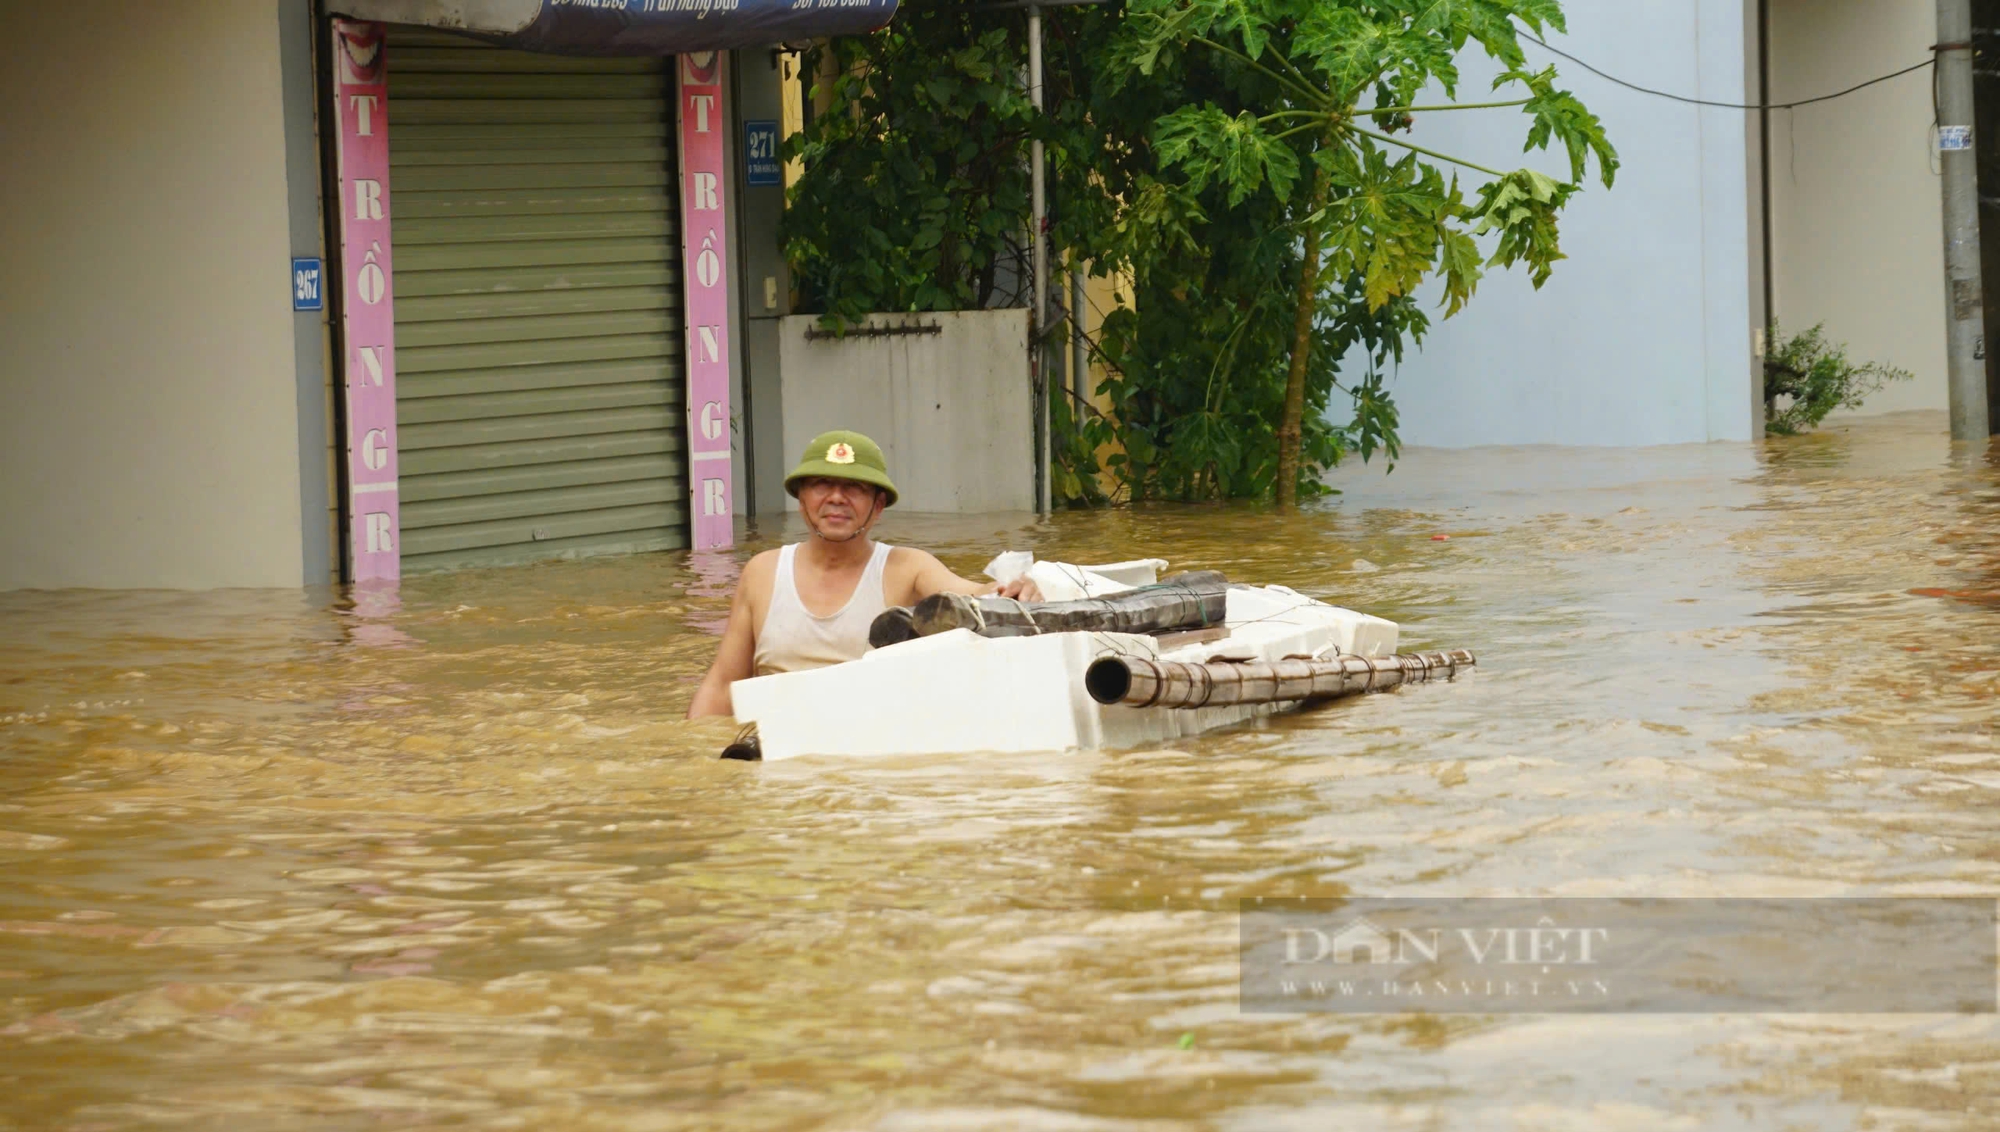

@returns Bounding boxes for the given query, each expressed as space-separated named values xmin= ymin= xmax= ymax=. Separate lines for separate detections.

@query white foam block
xmin=727 ymin=567 xmax=1399 ymax=762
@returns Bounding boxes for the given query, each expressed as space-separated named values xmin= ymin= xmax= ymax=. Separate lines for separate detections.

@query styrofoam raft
xmin=729 ymin=566 xmax=1398 ymax=762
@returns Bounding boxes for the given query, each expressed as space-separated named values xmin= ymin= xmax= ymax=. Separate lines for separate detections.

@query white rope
xmin=984 ymin=595 xmax=1038 ymax=635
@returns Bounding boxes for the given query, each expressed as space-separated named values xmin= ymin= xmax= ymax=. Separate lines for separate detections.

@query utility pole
xmin=985 ymin=0 xmax=1106 ymax=509
xmin=1938 ymin=0 xmax=1991 ymax=441
xmin=1029 ymin=3 xmax=1050 ymax=513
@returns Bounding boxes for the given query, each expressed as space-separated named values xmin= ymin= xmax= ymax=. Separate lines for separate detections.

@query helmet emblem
xmin=826 ymin=442 xmax=856 ymax=464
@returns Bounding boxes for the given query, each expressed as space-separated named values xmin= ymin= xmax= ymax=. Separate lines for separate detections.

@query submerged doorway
xmin=384 ymin=27 xmax=691 ymax=572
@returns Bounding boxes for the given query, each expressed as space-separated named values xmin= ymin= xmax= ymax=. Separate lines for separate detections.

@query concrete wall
xmin=278 ymin=0 xmax=335 ymax=585
xmin=734 ymin=47 xmax=794 ymax=518
xmin=0 ymin=2 xmax=306 ymax=589
xmin=1768 ymin=0 xmax=1947 ymax=415
xmin=778 ymin=311 xmax=1033 ymax=513
xmin=1339 ymin=0 xmax=1757 ymax=446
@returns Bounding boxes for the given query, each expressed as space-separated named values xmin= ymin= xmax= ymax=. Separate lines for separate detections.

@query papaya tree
xmin=1118 ymin=0 xmax=1618 ymax=506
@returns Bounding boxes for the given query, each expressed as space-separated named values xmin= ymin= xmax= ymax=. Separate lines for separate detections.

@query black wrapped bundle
xmin=869 ymin=571 xmax=1229 ymax=647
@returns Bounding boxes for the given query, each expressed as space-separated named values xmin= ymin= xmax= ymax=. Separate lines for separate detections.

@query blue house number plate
xmin=293 ymin=257 xmax=324 ymax=312
xmin=744 ymin=120 xmax=781 ymax=187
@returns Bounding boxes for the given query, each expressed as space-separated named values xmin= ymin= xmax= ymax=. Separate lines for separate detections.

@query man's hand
xmin=989 ymin=577 xmax=1042 ymax=602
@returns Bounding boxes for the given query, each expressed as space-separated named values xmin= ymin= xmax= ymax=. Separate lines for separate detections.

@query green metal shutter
xmin=386 ymin=27 xmax=687 ymax=572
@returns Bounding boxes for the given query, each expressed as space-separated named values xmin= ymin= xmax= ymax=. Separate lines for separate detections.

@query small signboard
xmin=333 ymin=19 xmax=401 ymax=583
xmin=744 ymin=119 xmax=781 ymax=187
xmin=292 ymin=257 xmax=324 ymax=311
xmin=1940 ymin=125 xmax=1973 ymax=153
xmin=683 ymin=53 xmax=736 ymax=550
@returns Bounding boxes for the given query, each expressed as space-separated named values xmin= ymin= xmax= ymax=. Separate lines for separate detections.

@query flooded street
xmin=4 ymin=410 xmax=1998 ymax=1130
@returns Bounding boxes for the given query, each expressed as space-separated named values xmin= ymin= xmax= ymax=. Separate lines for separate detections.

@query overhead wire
xmin=1520 ymin=33 xmax=1937 ymax=112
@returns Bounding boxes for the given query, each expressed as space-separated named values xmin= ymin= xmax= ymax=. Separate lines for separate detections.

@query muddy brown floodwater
xmin=3 ymin=411 xmax=1998 ymax=1130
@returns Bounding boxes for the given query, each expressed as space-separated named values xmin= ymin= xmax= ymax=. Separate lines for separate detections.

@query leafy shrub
xmin=1763 ymin=324 xmax=1914 ymax=436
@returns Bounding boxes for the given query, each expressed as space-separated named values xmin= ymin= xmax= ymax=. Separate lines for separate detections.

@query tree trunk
xmin=1275 ymin=159 xmax=1332 ymax=509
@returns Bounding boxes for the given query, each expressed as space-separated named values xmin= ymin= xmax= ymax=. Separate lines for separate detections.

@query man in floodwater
xmin=686 ymin=430 xmax=1040 ymax=718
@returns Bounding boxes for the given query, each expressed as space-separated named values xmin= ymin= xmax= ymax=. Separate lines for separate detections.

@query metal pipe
xmin=1937 ymin=0 xmax=1991 ymax=441
xmin=1071 ymin=263 xmax=1087 ymax=404
xmin=1085 ymin=650 xmax=1477 ymax=709
xmin=1029 ymin=3 xmax=1050 ymax=512
xmin=312 ymin=0 xmax=354 ymax=584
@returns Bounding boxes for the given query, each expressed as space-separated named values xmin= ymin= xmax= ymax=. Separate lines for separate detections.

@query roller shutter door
xmin=386 ymin=27 xmax=687 ymax=572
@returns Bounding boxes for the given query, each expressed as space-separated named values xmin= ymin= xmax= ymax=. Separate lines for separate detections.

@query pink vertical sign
xmin=333 ymin=20 xmax=400 ymax=582
xmin=677 ymin=51 xmax=733 ymax=550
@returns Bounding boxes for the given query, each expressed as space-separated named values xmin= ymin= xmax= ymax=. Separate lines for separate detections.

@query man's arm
xmin=905 ymin=550 xmax=1041 ymax=603
xmin=687 ymin=572 xmax=758 ymax=719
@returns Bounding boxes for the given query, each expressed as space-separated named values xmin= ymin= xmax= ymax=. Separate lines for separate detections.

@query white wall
xmin=1339 ymin=0 xmax=1757 ymax=446
xmin=1768 ymin=0 xmax=1946 ymax=415
xmin=0 ymin=2 xmax=306 ymax=589
xmin=777 ymin=311 xmax=1034 ymax=513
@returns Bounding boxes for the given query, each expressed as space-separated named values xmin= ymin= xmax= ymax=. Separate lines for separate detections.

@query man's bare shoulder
xmin=735 ymin=549 xmax=781 ymax=600
xmin=742 ymin=548 xmax=781 ymax=579
xmin=885 ymin=546 xmax=944 ymax=572
xmin=884 ymin=546 xmax=947 ymax=606
xmin=729 ymin=549 xmax=783 ymax=638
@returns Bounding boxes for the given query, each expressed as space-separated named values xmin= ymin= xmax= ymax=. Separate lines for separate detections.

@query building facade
xmin=0 ymin=0 xmax=892 ymax=591
xmin=1767 ymin=0 xmax=1950 ymax=418
xmin=2 ymin=2 xmax=316 ymax=590
xmin=1353 ymin=0 xmax=1972 ymax=448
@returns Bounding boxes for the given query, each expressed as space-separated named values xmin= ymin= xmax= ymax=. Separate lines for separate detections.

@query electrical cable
xmin=1522 ymin=33 xmax=1937 ymax=111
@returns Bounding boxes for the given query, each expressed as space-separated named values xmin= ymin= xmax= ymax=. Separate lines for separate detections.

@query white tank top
xmin=753 ymin=542 xmax=894 ymax=676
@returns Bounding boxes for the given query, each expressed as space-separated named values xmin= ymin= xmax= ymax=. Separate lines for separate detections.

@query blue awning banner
xmin=331 ymin=0 xmax=898 ymax=55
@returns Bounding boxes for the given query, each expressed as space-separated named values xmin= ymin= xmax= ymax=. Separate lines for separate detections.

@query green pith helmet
xmin=784 ymin=429 xmax=898 ymax=507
